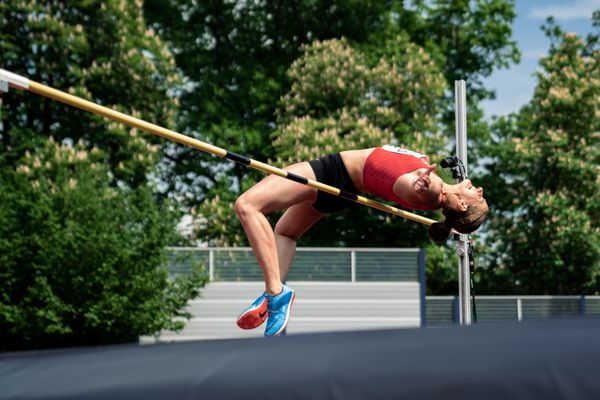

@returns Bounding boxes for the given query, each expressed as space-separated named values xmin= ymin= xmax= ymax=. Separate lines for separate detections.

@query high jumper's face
xmin=459 ymin=179 xmax=485 ymax=203
xmin=444 ymin=179 xmax=487 ymax=212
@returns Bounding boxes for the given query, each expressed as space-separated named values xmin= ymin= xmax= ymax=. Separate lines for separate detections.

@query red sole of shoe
xmin=236 ymin=305 xmax=268 ymax=330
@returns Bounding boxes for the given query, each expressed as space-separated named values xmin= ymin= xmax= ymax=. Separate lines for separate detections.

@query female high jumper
xmin=234 ymin=145 xmax=488 ymax=336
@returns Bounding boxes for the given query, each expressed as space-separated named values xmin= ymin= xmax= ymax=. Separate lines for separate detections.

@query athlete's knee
xmin=234 ymin=195 xmax=258 ymax=220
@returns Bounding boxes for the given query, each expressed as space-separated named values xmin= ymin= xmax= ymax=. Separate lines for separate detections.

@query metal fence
xmin=165 ymin=248 xmax=600 ymax=330
xmin=426 ymin=295 xmax=600 ymax=326
xmin=166 ymin=247 xmax=424 ymax=283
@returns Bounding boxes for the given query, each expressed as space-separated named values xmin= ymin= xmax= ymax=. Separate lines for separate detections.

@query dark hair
xmin=428 ymin=202 xmax=488 ymax=243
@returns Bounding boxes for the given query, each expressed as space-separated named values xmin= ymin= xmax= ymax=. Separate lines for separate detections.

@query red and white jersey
xmin=362 ymin=145 xmax=437 ymax=211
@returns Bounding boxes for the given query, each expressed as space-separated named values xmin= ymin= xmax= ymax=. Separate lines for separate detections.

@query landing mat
xmin=1 ymin=317 xmax=600 ymax=399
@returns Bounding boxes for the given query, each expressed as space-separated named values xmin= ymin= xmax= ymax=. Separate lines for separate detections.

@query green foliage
xmin=274 ymin=111 xmax=393 ymax=162
xmin=275 ymin=36 xmax=447 ymax=161
xmin=424 ymin=244 xmax=457 ymax=295
xmin=0 ymin=0 xmax=181 ymax=186
xmin=393 ymin=0 xmax=520 ymax=101
xmin=0 ymin=1 xmax=204 ymax=350
xmin=0 ymin=139 xmax=207 ymax=350
xmin=278 ymin=38 xmax=371 ymax=122
xmin=480 ymin=20 xmax=600 ymax=294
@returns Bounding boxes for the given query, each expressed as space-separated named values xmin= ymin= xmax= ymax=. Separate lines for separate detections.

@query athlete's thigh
xmin=240 ymin=162 xmax=318 ymax=214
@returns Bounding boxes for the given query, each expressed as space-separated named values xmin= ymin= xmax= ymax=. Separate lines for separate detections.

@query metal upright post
xmin=454 ymin=80 xmax=471 ymax=325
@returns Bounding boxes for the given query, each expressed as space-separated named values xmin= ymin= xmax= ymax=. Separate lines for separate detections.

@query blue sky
xmin=480 ymin=0 xmax=599 ymax=119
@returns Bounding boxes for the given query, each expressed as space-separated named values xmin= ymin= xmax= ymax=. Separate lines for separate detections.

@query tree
xmin=0 ymin=0 xmax=181 ymax=187
xmin=0 ymin=139 xmax=207 ymax=351
xmin=274 ymin=36 xmax=447 ymax=168
xmin=0 ymin=1 xmax=206 ymax=350
xmin=478 ymin=17 xmax=600 ymax=294
xmin=383 ymin=0 xmax=520 ymax=177
xmin=393 ymin=0 xmax=520 ymax=102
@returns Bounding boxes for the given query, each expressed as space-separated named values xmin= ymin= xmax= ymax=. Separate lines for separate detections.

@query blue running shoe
xmin=236 ymin=292 xmax=267 ymax=330
xmin=264 ymin=284 xmax=295 ymax=337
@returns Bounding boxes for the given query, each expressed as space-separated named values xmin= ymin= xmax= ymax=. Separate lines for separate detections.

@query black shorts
xmin=308 ymin=153 xmax=359 ymax=214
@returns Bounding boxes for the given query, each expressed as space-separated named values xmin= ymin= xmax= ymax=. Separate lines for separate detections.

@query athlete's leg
xmin=275 ymin=202 xmax=325 ymax=281
xmin=234 ymin=162 xmax=317 ymax=295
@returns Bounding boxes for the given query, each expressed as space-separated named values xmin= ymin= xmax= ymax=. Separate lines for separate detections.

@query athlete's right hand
xmin=413 ymin=164 xmax=437 ymax=193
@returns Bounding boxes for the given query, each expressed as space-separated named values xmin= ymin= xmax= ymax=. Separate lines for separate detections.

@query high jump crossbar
xmin=0 ymin=68 xmax=437 ymax=226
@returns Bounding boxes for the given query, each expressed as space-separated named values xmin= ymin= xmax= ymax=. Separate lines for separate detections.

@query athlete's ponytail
xmin=428 ymin=221 xmax=452 ymax=243
xmin=428 ymin=202 xmax=488 ymax=243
